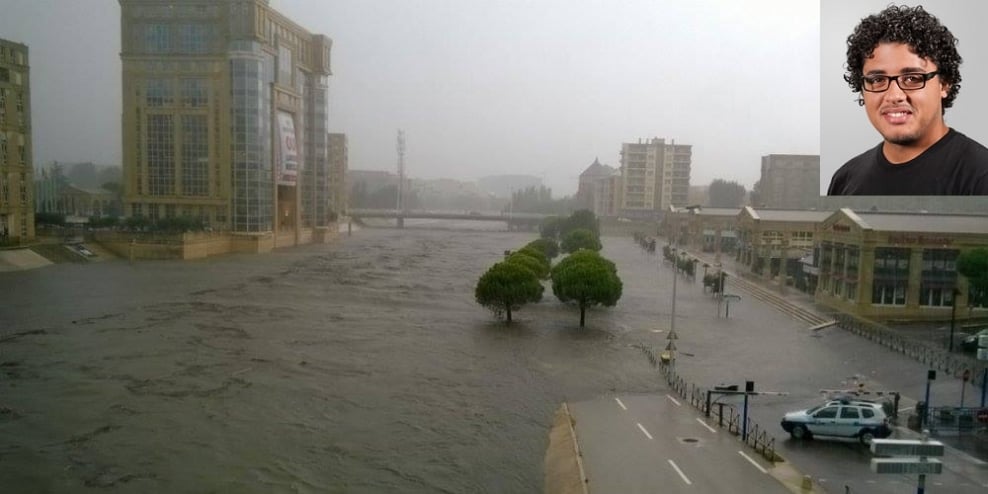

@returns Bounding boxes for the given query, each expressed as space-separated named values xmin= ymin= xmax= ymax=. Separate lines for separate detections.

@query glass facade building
xmin=119 ymin=0 xmax=333 ymax=240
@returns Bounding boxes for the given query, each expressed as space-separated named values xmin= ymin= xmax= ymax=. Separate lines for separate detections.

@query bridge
xmin=349 ymin=209 xmax=549 ymax=230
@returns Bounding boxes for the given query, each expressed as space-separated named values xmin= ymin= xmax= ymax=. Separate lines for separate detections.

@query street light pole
xmin=949 ymin=288 xmax=959 ymax=352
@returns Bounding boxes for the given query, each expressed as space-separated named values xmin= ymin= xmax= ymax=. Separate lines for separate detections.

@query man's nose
xmin=883 ymin=79 xmax=908 ymax=101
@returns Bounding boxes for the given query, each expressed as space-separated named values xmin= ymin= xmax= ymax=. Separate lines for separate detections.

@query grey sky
xmin=1 ymin=0 xmax=820 ymax=196
xmin=821 ymin=0 xmax=988 ymax=194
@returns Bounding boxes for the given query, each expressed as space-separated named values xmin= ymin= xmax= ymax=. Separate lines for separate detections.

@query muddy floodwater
xmin=1 ymin=226 xmax=669 ymax=493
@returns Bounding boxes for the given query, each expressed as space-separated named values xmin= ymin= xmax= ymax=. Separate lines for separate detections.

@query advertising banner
xmin=277 ymin=111 xmax=298 ymax=186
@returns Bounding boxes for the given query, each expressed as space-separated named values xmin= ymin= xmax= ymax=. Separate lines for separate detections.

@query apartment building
xmin=0 ymin=38 xmax=34 ymax=244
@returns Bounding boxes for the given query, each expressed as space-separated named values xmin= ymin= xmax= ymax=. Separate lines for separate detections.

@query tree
xmin=540 ymin=216 xmax=563 ymax=239
xmin=514 ymin=246 xmax=551 ymax=273
xmin=561 ymin=209 xmax=599 ymax=238
xmin=561 ymin=228 xmax=601 ymax=254
xmin=708 ymin=179 xmax=746 ymax=208
xmin=958 ymin=248 xmax=988 ymax=307
xmin=505 ymin=252 xmax=549 ymax=280
xmin=475 ymin=261 xmax=543 ymax=324
xmin=551 ymin=250 xmax=622 ymax=327
xmin=525 ymin=238 xmax=559 ymax=260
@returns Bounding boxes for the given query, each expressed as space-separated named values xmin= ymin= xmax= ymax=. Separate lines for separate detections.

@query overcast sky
xmin=1 ymin=0 xmax=820 ymax=196
xmin=821 ymin=0 xmax=988 ymax=194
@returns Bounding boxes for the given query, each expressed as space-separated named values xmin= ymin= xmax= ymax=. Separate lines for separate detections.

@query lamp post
xmin=949 ymin=287 xmax=960 ymax=352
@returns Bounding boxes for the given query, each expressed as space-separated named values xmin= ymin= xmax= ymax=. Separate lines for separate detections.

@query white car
xmin=781 ymin=399 xmax=892 ymax=444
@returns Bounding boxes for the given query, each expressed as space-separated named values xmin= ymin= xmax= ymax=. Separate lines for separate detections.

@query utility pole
xmin=396 ymin=130 xmax=406 ymax=228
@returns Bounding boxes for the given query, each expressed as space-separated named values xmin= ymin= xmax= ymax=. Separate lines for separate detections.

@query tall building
xmin=0 ymin=38 xmax=34 ymax=244
xmin=591 ymin=171 xmax=621 ymax=218
xmin=119 ymin=0 xmax=332 ymax=244
xmin=327 ymin=132 xmax=347 ymax=217
xmin=755 ymin=154 xmax=819 ymax=209
xmin=576 ymin=157 xmax=615 ymax=210
xmin=618 ymin=137 xmax=691 ymax=218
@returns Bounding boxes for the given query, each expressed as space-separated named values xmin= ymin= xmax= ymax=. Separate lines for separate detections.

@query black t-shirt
xmin=827 ymin=128 xmax=988 ymax=195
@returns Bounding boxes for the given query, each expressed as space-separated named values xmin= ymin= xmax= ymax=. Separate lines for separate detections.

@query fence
xmin=926 ymin=405 xmax=988 ymax=435
xmin=635 ymin=343 xmax=781 ymax=463
xmin=834 ymin=313 xmax=988 ymax=388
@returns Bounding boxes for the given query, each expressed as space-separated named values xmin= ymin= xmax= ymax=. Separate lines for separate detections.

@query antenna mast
xmin=396 ymin=130 xmax=406 ymax=212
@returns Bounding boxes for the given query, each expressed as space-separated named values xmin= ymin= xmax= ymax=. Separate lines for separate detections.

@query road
xmin=584 ymin=239 xmax=988 ymax=493
xmin=570 ymin=393 xmax=789 ymax=493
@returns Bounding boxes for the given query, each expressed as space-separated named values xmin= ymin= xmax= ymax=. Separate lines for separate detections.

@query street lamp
xmin=949 ymin=287 xmax=961 ymax=352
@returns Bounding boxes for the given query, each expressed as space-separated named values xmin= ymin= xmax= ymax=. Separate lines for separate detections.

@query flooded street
xmin=1 ymin=227 xmax=666 ymax=493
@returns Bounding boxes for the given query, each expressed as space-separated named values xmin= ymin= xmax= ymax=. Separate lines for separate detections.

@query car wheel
xmin=791 ymin=424 xmax=811 ymax=440
xmin=859 ymin=430 xmax=875 ymax=445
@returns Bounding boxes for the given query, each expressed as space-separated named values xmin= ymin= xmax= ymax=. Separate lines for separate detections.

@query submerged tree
xmin=506 ymin=252 xmax=549 ymax=280
xmin=475 ymin=261 xmax=543 ymax=323
xmin=560 ymin=228 xmax=602 ymax=254
xmin=551 ymin=250 xmax=622 ymax=327
xmin=525 ymin=238 xmax=560 ymax=260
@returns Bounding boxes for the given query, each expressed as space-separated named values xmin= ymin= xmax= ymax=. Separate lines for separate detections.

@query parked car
xmin=781 ymin=399 xmax=892 ymax=444
xmin=960 ymin=328 xmax=988 ymax=353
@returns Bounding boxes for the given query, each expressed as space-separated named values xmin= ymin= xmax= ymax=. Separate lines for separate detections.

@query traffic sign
xmin=871 ymin=458 xmax=942 ymax=475
xmin=870 ymin=439 xmax=945 ymax=457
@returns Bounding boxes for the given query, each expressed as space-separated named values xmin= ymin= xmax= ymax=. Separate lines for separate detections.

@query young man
xmin=827 ymin=5 xmax=988 ymax=195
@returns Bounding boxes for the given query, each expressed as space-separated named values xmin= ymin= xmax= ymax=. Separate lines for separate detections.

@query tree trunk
xmin=579 ymin=301 xmax=586 ymax=327
xmin=506 ymin=305 xmax=512 ymax=324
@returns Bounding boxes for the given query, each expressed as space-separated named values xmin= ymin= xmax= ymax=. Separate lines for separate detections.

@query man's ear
xmin=940 ymin=82 xmax=950 ymax=99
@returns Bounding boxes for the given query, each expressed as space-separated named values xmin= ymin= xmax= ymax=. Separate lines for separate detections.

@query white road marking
xmin=666 ymin=394 xmax=681 ymax=406
xmin=738 ymin=451 xmax=768 ymax=474
xmin=898 ymin=406 xmax=913 ymax=412
xmin=637 ymin=423 xmax=653 ymax=440
xmin=668 ymin=459 xmax=692 ymax=485
xmin=695 ymin=418 xmax=717 ymax=433
xmin=615 ymin=397 xmax=627 ymax=411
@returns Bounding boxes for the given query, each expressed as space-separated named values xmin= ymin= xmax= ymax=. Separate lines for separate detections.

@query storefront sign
xmin=887 ymin=235 xmax=952 ymax=245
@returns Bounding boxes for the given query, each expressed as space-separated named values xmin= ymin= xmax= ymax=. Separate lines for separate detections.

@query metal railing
xmin=835 ymin=313 xmax=988 ymax=388
xmin=637 ymin=343 xmax=780 ymax=463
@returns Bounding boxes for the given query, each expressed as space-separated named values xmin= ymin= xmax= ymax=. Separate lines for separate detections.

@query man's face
xmin=862 ymin=42 xmax=949 ymax=147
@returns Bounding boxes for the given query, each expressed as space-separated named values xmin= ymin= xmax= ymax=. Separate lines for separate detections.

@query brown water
xmin=0 ymin=227 xmax=664 ymax=493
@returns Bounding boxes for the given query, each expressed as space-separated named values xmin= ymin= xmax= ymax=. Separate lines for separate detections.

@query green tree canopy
xmin=551 ymin=251 xmax=622 ymax=327
xmin=561 ymin=209 xmax=599 ymax=238
xmin=561 ymin=228 xmax=602 ymax=254
xmin=958 ymin=248 xmax=988 ymax=305
xmin=475 ymin=261 xmax=543 ymax=323
xmin=525 ymin=238 xmax=559 ymax=260
xmin=540 ymin=216 xmax=563 ymax=239
xmin=515 ymin=246 xmax=550 ymax=269
xmin=506 ymin=252 xmax=549 ymax=280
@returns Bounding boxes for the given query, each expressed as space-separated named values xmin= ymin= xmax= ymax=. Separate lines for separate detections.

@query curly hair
xmin=844 ymin=5 xmax=962 ymax=111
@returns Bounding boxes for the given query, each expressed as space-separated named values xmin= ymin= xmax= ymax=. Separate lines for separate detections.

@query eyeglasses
xmin=861 ymin=71 xmax=939 ymax=92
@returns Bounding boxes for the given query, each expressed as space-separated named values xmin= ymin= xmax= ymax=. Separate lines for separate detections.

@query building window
xmin=872 ymin=247 xmax=909 ymax=306
xmin=845 ymin=247 xmax=859 ymax=301
xmin=147 ymin=114 xmax=174 ymax=196
xmin=919 ymin=249 xmax=959 ymax=307
xmin=145 ymin=24 xmax=170 ymax=53
xmin=278 ymin=45 xmax=293 ymax=85
xmin=181 ymin=115 xmax=209 ymax=197
xmin=181 ymin=79 xmax=207 ymax=107
xmin=178 ymin=24 xmax=211 ymax=54
xmin=146 ymin=79 xmax=172 ymax=107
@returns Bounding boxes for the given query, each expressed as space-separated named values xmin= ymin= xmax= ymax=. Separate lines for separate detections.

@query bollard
xmin=801 ymin=475 xmax=813 ymax=490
